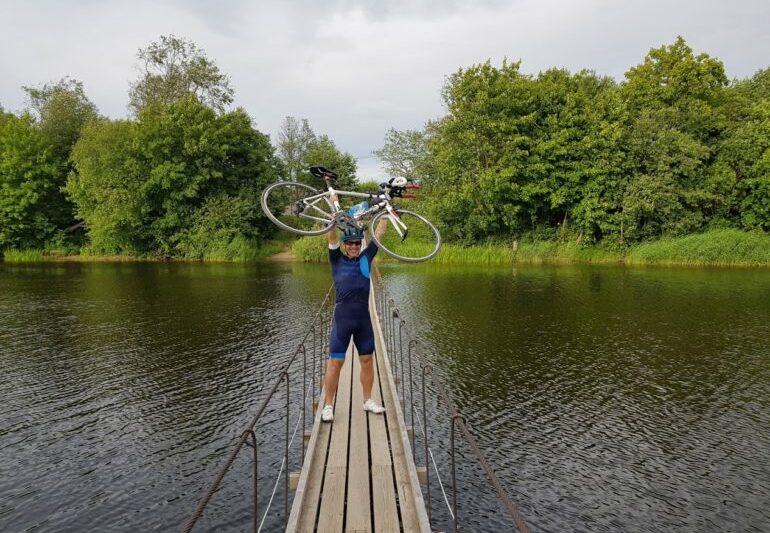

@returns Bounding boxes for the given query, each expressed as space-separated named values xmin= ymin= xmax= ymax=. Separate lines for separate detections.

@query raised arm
xmin=328 ymin=193 xmax=339 ymax=247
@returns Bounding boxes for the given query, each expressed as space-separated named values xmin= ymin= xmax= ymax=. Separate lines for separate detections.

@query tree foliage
xmin=374 ymin=128 xmax=429 ymax=181
xmin=275 ymin=117 xmax=358 ymax=189
xmin=277 ymin=116 xmax=316 ymax=180
xmin=0 ymin=114 xmax=60 ymax=249
xmin=23 ymin=77 xmax=99 ymax=160
xmin=128 ymin=35 xmax=234 ymax=115
xmin=68 ymin=96 xmax=279 ymax=257
xmin=377 ymin=37 xmax=770 ymax=246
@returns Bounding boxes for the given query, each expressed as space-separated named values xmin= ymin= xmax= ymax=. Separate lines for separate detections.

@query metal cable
xmin=184 ymin=285 xmax=334 ymax=532
xmin=412 ymin=409 xmax=454 ymax=519
xmin=257 ymin=374 xmax=315 ymax=532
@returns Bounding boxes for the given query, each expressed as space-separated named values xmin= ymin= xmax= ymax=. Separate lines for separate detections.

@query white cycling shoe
xmin=321 ymin=404 xmax=334 ymax=422
xmin=363 ymin=399 xmax=386 ymax=414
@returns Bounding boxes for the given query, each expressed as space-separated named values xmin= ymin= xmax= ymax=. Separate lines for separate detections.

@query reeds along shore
xmin=5 ymin=229 xmax=770 ymax=267
xmin=290 ymin=229 xmax=770 ymax=268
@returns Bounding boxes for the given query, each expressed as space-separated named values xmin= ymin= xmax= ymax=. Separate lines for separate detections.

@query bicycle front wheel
xmin=261 ymin=181 xmax=335 ymax=236
xmin=370 ymin=209 xmax=441 ymax=262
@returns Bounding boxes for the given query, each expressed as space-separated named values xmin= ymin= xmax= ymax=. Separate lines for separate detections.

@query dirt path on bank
xmin=268 ymin=250 xmax=295 ymax=262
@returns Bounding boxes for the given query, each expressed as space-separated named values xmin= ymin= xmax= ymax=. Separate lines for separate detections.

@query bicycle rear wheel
xmin=261 ymin=181 xmax=335 ymax=236
xmin=369 ymin=209 xmax=441 ymax=262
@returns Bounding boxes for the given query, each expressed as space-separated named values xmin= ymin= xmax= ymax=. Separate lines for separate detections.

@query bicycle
xmin=260 ymin=166 xmax=441 ymax=262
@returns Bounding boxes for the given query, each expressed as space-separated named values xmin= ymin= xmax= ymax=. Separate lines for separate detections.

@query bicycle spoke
xmin=261 ymin=182 xmax=335 ymax=236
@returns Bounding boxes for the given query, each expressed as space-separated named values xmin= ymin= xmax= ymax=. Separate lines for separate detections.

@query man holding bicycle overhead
xmin=321 ymin=193 xmax=389 ymax=423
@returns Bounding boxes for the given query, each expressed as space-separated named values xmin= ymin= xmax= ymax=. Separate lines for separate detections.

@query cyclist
xmin=321 ymin=194 xmax=389 ymax=422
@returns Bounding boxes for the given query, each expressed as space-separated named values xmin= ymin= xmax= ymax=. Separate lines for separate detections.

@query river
xmin=1 ymin=261 xmax=769 ymax=532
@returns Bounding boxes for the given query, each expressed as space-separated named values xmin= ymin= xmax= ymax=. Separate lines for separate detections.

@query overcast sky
xmin=2 ymin=0 xmax=769 ymax=180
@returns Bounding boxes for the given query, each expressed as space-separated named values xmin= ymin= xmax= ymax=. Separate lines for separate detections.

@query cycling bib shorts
xmin=330 ymin=302 xmax=374 ymax=358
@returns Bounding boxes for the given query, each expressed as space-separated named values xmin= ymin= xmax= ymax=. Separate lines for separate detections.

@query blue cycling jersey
xmin=329 ymin=241 xmax=378 ymax=304
xmin=328 ymin=241 xmax=378 ymax=358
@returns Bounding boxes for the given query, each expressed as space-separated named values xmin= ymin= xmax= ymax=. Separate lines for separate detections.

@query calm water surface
xmin=380 ymin=263 xmax=770 ymax=532
xmin=1 ymin=261 xmax=769 ymax=532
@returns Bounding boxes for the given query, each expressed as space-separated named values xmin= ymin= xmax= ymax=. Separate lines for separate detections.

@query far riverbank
xmin=4 ymin=229 xmax=770 ymax=268
xmin=291 ymin=228 xmax=770 ymax=268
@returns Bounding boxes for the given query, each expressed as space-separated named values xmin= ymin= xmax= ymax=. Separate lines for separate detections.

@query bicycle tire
xmin=369 ymin=208 xmax=441 ymax=262
xmin=261 ymin=181 xmax=336 ymax=236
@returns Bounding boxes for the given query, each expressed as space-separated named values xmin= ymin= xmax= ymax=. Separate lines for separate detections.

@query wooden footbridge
xmin=184 ymin=276 xmax=528 ymax=533
xmin=286 ymin=290 xmax=431 ymax=532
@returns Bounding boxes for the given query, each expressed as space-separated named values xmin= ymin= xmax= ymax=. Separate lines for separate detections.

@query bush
xmin=292 ymin=236 xmax=328 ymax=262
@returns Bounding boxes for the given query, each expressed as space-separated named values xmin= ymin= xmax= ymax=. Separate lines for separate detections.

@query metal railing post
xmin=408 ymin=339 xmax=417 ymax=457
xmin=243 ymin=430 xmax=258 ymax=533
xmin=422 ymin=365 xmax=432 ymax=524
xmin=398 ymin=320 xmax=406 ymax=404
xmin=451 ymin=413 xmax=466 ymax=533
xmin=283 ymin=371 xmax=290 ymax=530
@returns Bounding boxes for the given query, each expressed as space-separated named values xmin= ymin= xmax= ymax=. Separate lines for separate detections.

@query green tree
xmin=0 ymin=114 xmax=60 ymax=249
xmin=23 ymin=78 xmax=99 ymax=161
xmin=21 ymin=78 xmax=100 ymax=235
xmin=277 ymin=116 xmax=316 ymax=180
xmin=135 ymin=97 xmax=278 ymax=255
xmin=128 ymin=35 xmax=234 ymax=115
xmin=302 ymin=134 xmax=357 ymax=190
xmin=426 ymin=60 xmax=536 ymax=242
xmin=425 ymin=61 xmax=626 ymax=243
xmin=374 ymin=128 xmax=429 ymax=181
xmin=68 ymin=96 xmax=279 ymax=257
xmin=620 ymin=37 xmax=729 ymax=239
xmin=715 ymin=97 xmax=770 ymax=230
xmin=67 ymin=119 xmax=144 ymax=253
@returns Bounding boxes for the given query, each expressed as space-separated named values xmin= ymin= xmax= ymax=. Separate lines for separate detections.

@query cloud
xmin=2 ymin=0 xmax=769 ymax=180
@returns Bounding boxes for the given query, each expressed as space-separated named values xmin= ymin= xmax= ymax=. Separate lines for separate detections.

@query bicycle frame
xmin=302 ymin=184 xmax=409 ymax=239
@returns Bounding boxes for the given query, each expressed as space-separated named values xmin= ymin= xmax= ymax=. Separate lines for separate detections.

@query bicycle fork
xmin=384 ymin=204 xmax=409 ymax=241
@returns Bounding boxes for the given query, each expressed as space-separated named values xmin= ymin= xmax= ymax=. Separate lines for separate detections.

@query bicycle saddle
xmin=309 ymin=166 xmax=338 ymax=180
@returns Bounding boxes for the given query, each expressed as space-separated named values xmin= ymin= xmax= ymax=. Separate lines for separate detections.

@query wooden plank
xmin=370 ymin=287 xmax=432 ymax=533
xmin=369 ymin=349 xmax=400 ymax=532
xmin=288 ymin=381 xmax=333 ymax=532
xmin=377 ymin=348 xmax=419 ymax=532
xmin=317 ymin=343 xmax=354 ymax=532
xmin=346 ymin=349 xmax=371 ymax=532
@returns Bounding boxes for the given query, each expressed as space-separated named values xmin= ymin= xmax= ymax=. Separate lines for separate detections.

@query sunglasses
xmin=344 ymin=241 xmax=362 ymax=246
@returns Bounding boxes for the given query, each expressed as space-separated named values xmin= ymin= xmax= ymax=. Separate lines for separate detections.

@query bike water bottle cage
xmin=310 ymin=166 xmax=338 ymax=181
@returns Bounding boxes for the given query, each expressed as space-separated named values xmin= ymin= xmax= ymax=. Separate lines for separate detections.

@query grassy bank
xmin=1 ymin=240 xmax=287 ymax=263
xmin=290 ymin=229 xmax=770 ymax=267
xmin=625 ymin=229 xmax=770 ymax=266
xmin=2 ymin=249 xmax=46 ymax=263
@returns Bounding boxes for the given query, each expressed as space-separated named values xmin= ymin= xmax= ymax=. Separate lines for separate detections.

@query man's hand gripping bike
xmin=260 ymin=166 xmax=441 ymax=262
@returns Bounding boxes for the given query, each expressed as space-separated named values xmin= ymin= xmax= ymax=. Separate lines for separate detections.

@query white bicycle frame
xmin=300 ymin=184 xmax=409 ymax=239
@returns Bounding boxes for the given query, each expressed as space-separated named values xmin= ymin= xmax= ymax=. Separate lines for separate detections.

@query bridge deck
xmin=286 ymin=291 xmax=430 ymax=532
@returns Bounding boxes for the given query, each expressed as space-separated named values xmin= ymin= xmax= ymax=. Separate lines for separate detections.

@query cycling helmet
xmin=341 ymin=226 xmax=364 ymax=242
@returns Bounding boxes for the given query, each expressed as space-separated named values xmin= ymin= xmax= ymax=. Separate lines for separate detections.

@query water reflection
xmin=1 ymin=261 xmax=769 ymax=532
xmin=0 ymin=261 xmax=331 ymax=532
xmin=380 ymin=263 xmax=770 ymax=532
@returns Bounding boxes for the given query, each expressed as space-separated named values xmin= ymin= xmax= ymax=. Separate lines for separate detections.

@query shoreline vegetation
xmin=289 ymin=228 xmax=770 ymax=268
xmin=4 ymin=229 xmax=770 ymax=268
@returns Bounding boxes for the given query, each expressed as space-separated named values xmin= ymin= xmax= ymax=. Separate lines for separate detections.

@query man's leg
xmin=323 ymin=358 xmax=345 ymax=407
xmin=359 ymin=354 xmax=385 ymax=413
xmin=359 ymin=354 xmax=374 ymax=400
